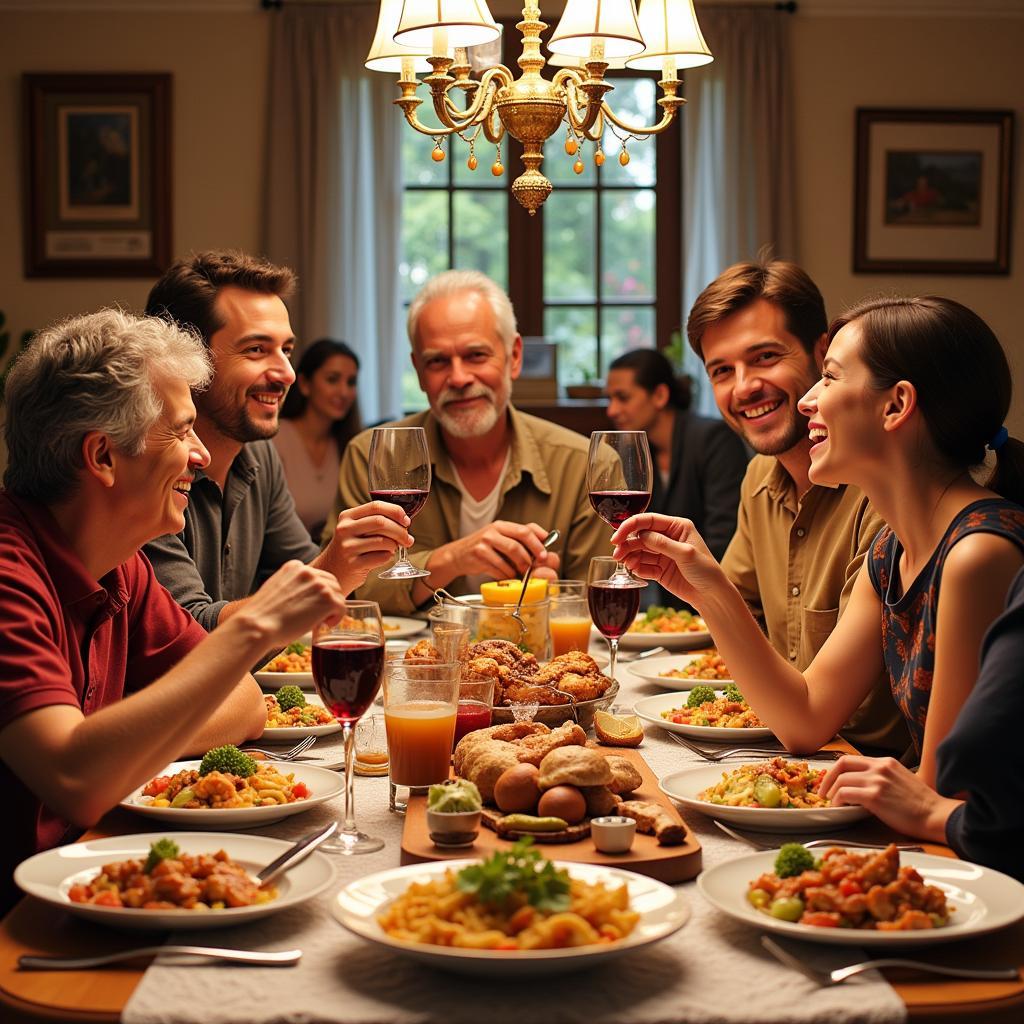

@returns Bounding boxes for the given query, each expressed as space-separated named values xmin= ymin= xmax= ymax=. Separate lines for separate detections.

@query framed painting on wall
xmin=22 ymin=73 xmax=172 ymax=277
xmin=853 ymin=108 xmax=1013 ymax=274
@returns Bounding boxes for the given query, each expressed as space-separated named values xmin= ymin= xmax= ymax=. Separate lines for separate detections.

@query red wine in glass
xmin=313 ymin=639 xmax=385 ymax=724
xmin=589 ymin=489 xmax=652 ymax=529
xmin=588 ymin=581 xmax=641 ymax=641
xmin=369 ymin=489 xmax=429 ymax=519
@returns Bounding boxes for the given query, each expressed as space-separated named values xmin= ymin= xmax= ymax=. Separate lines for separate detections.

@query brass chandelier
xmin=365 ymin=0 xmax=713 ymax=215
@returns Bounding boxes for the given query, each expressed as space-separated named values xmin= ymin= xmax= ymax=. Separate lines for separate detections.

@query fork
xmin=667 ymin=732 xmax=840 ymax=762
xmin=761 ymin=936 xmax=1019 ymax=986
xmin=241 ymin=735 xmax=317 ymax=761
xmin=714 ymin=820 xmax=924 ymax=852
xmin=20 ymin=946 xmax=302 ymax=970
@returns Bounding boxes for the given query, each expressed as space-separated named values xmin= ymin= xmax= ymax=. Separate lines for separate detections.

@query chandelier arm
xmin=396 ymin=105 xmax=467 ymax=138
xmin=598 ymin=96 xmax=685 ymax=137
xmin=438 ymin=66 xmax=513 ymax=127
xmin=481 ymin=106 xmax=506 ymax=145
xmin=558 ymin=75 xmax=604 ymax=141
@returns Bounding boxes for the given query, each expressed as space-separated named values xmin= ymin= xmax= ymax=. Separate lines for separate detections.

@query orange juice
xmin=550 ymin=616 xmax=593 ymax=656
xmin=384 ymin=700 xmax=457 ymax=786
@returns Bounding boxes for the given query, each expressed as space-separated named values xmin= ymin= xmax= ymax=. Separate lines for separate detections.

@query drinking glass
xmin=368 ymin=426 xmax=431 ymax=580
xmin=587 ymin=430 xmax=653 ymax=586
xmin=312 ymin=602 xmax=386 ymax=854
xmin=587 ymin=556 xmax=642 ymax=684
xmin=383 ymin=660 xmax=460 ymax=813
xmin=354 ymin=714 xmax=389 ymax=777
xmin=453 ymin=668 xmax=495 ymax=748
xmin=547 ymin=579 xmax=591 ymax=656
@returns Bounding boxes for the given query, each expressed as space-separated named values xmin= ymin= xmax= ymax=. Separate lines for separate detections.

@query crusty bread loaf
xmin=580 ymin=785 xmax=621 ymax=817
xmin=538 ymin=746 xmax=613 ymax=789
xmin=605 ymin=755 xmax=643 ymax=795
xmin=459 ymin=741 xmax=522 ymax=803
xmin=453 ymin=721 xmax=548 ymax=775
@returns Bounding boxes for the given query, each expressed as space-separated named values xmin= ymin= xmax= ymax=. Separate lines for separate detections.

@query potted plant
xmin=565 ymin=367 xmax=604 ymax=400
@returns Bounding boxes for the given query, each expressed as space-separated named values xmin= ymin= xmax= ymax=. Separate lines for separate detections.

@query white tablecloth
xmin=123 ymin=652 xmax=906 ymax=1024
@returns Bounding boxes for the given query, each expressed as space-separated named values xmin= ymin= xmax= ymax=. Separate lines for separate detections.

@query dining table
xmin=1 ymin=640 xmax=1022 ymax=1024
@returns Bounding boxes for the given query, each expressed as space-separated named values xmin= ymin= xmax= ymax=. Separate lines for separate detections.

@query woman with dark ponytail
xmin=609 ymin=295 xmax=1024 ymax=857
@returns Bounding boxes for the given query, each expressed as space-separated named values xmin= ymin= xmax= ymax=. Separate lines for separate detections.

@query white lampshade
xmin=548 ymin=0 xmax=645 ymax=60
xmin=365 ymin=0 xmax=433 ymax=73
xmin=393 ymin=0 xmax=500 ymax=50
xmin=545 ymin=51 xmax=628 ymax=71
xmin=626 ymin=0 xmax=713 ymax=70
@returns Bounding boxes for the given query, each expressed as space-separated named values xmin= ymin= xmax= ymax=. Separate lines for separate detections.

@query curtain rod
xmin=261 ymin=1 xmax=798 ymax=11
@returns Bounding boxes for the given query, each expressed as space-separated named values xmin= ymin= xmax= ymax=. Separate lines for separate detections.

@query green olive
xmin=747 ymin=888 xmax=772 ymax=910
xmin=769 ymin=896 xmax=805 ymax=922
xmin=754 ymin=774 xmax=783 ymax=808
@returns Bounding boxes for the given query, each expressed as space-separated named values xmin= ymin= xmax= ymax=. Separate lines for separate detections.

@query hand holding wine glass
xmin=312 ymin=601 xmax=386 ymax=854
xmin=369 ymin=427 xmax=431 ymax=580
xmin=587 ymin=556 xmax=641 ymax=684
xmin=587 ymin=430 xmax=653 ymax=586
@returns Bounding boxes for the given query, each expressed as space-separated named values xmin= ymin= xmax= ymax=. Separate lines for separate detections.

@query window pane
xmin=543 ymin=190 xmax=596 ymax=302
xmin=454 ymin=191 xmax=508 ymax=289
xmin=400 ymin=190 xmax=449 ymax=304
xmin=401 ymin=101 xmax=449 ymax=186
xmin=601 ymin=190 xmax=655 ymax=301
xmin=601 ymin=78 xmax=657 ymax=188
xmin=543 ymin=134 xmax=598 ymax=186
xmin=400 ymin=362 xmax=428 ymax=414
xmin=545 ymin=306 xmax=597 ymax=386
xmin=601 ymin=306 xmax=656 ymax=375
xmin=453 ymin=140 xmax=506 ymax=187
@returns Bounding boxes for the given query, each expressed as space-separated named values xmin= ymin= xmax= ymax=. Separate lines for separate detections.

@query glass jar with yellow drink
xmin=547 ymin=579 xmax=592 ymax=656
xmin=429 ymin=583 xmax=551 ymax=660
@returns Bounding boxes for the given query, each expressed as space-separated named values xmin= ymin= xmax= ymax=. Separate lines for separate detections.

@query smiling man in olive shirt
xmin=331 ymin=270 xmax=610 ymax=615
xmin=686 ymin=257 xmax=910 ymax=759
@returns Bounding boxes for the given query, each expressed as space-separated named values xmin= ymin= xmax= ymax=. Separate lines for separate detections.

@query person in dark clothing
xmin=605 ymin=348 xmax=749 ymax=607
xmin=816 ymin=564 xmax=1024 ymax=880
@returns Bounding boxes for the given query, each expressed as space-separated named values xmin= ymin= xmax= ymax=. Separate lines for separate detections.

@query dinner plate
xmin=658 ymin=764 xmax=870 ymax=832
xmin=122 ymin=761 xmax=344 ymax=828
xmin=14 ymin=832 xmax=335 ymax=931
xmin=255 ymin=668 xmax=315 ymax=692
xmin=260 ymin=692 xmax=341 ymax=740
xmin=598 ymin=621 xmax=712 ymax=652
xmin=627 ymin=654 xmax=730 ymax=690
xmin=698 ymin=848 xmax=1024 ymax=947
xmin=633 ymin=692 xmax=773 ymax=742
xmin=331 ymin=859 xmax=689 ymax=976
xmin=382 ymin=616 xmax=428 ymax=639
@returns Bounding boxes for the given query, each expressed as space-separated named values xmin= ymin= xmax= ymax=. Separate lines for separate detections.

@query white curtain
xmin=682 ymin=6 xmax=796 ymax=413
xmin=263 ymin=3 xmax=404 ymax=424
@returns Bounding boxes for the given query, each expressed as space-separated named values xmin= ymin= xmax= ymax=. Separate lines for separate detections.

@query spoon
xmin=510 ymin=529 xmax=560 ymax=636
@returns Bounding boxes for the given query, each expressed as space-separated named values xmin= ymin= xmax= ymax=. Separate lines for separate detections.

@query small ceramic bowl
xmin=426 ymin=808 xmax=482 ymax=849
xmin=590 ymin=815 xmax=637 ymax=854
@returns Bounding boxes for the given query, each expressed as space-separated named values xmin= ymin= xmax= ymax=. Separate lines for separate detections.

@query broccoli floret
xmin=774 ymin=842 xmax=816 ymax=878
xmin=723 ymin=683 xmax=744 ymax=704
xmin=199 ymin=744 xmax=258 ymax=778
xmin=686 ymin=684 xmax=717 ymax=708
xmin=143 ymin=838 xmax=181 ymax=874
xmin=274 ymin=685 xmax=307 ymax=712
xmin=285 ymin=640 xmax=307 ymax=655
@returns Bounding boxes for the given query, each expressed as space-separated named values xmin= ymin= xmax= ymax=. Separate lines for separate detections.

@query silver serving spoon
xmin=510 ymin=528 xmax=560 ymax=636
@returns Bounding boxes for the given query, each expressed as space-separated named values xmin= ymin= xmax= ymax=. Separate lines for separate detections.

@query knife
xmin=257 ymin=820 xmax=338 ymax=888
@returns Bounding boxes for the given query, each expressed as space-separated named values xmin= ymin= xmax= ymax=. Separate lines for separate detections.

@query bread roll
xmin=580 ymin=785 xmax=621 ymax=817
xmin=605 ymin=755 xmax=643 ymax=795
xmin=460 ymin=740 xmax=522 ymax=803
xmin=538 ymin=746 xmax=613 ymax=789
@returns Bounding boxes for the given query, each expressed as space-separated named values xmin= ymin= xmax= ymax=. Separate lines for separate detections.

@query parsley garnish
xmin=285 ymin=641 xmax=307 ymax=655
xmin=455 ymin=838 xmax=571 ymax=912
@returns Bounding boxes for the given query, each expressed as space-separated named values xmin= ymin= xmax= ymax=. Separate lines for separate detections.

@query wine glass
xmin=368 ymin=426 xmax=431 ymax=580
xmin=587 ymin=430 xmax=653 ymax=585
xmin=312 ymin=601 xmax=386 ymax=854
xmin=587 ymin=556 xmax=642 ymax=684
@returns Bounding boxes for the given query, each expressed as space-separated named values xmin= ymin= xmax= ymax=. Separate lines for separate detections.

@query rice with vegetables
xmin=698 ymin=757 xmax=829 ymax=809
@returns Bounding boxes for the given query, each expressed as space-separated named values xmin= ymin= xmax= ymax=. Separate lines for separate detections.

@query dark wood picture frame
xmin=854 ymin=108 xmax=1013 ymax=275
xmin=22 ymin=73 xmax=172 ymax=278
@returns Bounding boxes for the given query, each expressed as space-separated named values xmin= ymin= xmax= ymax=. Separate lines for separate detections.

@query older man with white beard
xmin=332 ymin=270 xmax=610 ymax=614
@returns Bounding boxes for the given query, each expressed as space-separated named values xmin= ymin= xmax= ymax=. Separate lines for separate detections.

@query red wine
xmin=588 ymin=581 xmax=641 ymax=641
xmin=369 ymin=489 xmax=429 ymax=519
xmin=312 ymin=639 xmax=385 ymax=723
xmin=452 ymin=700 xmax=492 ymax=747
xmin=589 ymin=490 xmax=651 ymax=528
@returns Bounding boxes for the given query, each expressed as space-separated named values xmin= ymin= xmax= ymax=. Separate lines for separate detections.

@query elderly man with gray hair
xmin=331 ymin=269 xmax=609 ymax=614
xmin=0 ymin=309 xmax=346 ymax=914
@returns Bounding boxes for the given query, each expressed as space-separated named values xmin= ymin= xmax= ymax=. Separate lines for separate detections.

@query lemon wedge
xmin=593 ymin=710 xmax=644 ymax=748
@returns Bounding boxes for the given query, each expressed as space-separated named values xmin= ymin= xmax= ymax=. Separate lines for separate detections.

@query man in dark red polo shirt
xmin=0 ymin=309 xmax=347 ymax=912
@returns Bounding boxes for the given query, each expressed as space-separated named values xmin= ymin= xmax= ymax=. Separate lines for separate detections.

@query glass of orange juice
xmin=548 ymin=580 xmax=592 ymax=656
xmin=383 ymin=660 xmax=460 ymax=813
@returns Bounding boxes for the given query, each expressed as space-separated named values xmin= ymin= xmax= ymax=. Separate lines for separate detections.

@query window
xmin=399 ymin=43 xmax=681 ymax=409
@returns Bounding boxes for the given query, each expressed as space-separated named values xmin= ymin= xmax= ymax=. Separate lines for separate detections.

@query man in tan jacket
xmin=332 ymin=270 xmax=610 ymax=615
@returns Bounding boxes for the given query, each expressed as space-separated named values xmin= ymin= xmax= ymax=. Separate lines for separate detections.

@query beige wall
xmin=790 ymin=12 xmax=1024 ymax=435
xmin=0 ymin=9 xmax=268 ymax=345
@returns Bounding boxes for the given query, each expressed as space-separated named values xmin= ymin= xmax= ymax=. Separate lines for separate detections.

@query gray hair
xmin=3 ymin=308 xmax=212 ymax=504
xmin=406 ymin=269 xmax=518 ymax=353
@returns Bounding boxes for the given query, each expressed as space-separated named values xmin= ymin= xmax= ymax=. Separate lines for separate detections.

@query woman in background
xmin=275 ymin=338 xmax=362 ymax=540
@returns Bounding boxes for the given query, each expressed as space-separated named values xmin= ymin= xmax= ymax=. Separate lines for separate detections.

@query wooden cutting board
xmin=399 ymin=745 xmax=702 ymax=882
